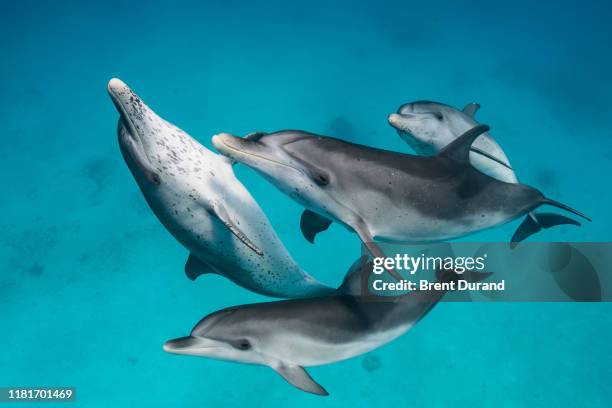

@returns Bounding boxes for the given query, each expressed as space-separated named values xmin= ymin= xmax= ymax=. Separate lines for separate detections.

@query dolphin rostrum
xmin=388 ymin=100 xmax=581 ymax=245
xmin=164 ymin=257 xmax=490 ymax=395
xmin=211 ymin=126 xmax=590 ymax=252
xmin=108 ymin=78 xmax=333 ymax=298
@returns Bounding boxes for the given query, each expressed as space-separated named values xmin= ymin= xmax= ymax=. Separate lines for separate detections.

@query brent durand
xmin=372 ymin=279 xmax=505 ymax=292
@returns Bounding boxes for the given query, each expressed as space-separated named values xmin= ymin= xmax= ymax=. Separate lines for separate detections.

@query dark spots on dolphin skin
xmin=328 ymin=116 xmax=357 ymax=139
xmin=361 ymin=354 xmax=382 ymax=372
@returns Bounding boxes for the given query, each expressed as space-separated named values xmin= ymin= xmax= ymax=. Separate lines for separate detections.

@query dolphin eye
xmin=433 ymin=112 xmax=443 ymax=121
xmin=314 ymin=173 xmax=329 ymax=186
xmin=235 ymin=339 xmax=251 ymax=350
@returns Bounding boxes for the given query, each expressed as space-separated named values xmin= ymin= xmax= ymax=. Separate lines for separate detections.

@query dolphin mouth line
xmin=163 ymin=336 xmax=230 ymax=354
xmin=165 ymin=345 xmax=226 ymax=353
xmin=107 ymin=84 xmax=152 ymax=162
xmin=215 ymin=137 xmax=306 ymax=175
xmin=389 ymin=113 xmax=424 ymax=126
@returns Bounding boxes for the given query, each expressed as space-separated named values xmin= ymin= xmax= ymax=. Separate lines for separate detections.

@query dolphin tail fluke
xmin=511 ymin=212 xmax=581 ymax=248
xmin=540 ymin=198 xmax=591 ymax=222
xmin=272 ymin=363 xmax=329 ymax=396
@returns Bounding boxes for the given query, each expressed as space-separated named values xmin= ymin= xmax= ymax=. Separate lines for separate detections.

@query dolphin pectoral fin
xmin=272 ymin=363 xmax=329 ymax=396
xmin=511 ymin=212 xmax=581 ymax=249
xmin=210 ymin=202 xmax=264 ymax=256
xmin=185 ymin=254 xmax=218 ymax=280
xmin=438 ymin=124 xmax=490 ymax=163
xmin=462 ymin=102 xmax=480 ymax=118
xmin=300 ymin=210 xmax=333 ymax=243
xmin=353 ymin=223 xmax=402 ymax=282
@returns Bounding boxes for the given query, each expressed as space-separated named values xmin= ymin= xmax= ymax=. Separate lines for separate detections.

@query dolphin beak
xmin=107 ymin=78 xmax=139 ymax=136
xmin=107 ymin=77 xmax=127 ymax=96
xmin=108 ymin=78 xmax=161 ymax=185
xmin=388 ymin=112 xmax=421 ymax=131
xmin=212 ymin=132 xmax=250 ymax=160
xmin=212 ymin=132 xmax=233 ymax=147
xmin=163 ymin=336 xmax=228 ymax=355
xmin=388 ymin=113 xmax=403 ymax=127
xmin=107 ymin=78 xmax=130 ymax=115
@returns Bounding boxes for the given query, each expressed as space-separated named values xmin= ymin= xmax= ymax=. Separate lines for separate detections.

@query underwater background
xmin=1 ymin=0 xmax=611 ymax=406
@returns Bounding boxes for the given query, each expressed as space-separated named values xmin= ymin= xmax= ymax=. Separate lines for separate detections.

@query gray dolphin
xmin=389 ymin=101 xmax=515 ymax=182
xmin=108 ymin=78 xmax=332 ymax=298
xmin=211 ymin=126 xmax=590 ymax=252
xmin=164 ymin=258 xmax=490 ymax=395
xmin=388 ymin=101 xmax=580 ymax=245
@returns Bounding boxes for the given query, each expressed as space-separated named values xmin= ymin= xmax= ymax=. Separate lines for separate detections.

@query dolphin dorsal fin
xmin=244 ymin=132 xmax=267 ymax=142
xmin=272 ymin=363 xmax=329 ymax=396
xmin=462 ymin=102 xmax=480 ymax=118
xmin=438 ymin=124 xmax=490 ymax=163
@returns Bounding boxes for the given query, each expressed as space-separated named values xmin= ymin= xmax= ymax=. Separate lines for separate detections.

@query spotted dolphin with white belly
xmin=108 ymin=78 xmax=332 ymax=298
xmin=164 ymin=258 xmax=490 ymax=395
xmin=388 ymin=101 xmax=581 ymax=245
xmin=212 ymin=126 xmax=590 ymax=249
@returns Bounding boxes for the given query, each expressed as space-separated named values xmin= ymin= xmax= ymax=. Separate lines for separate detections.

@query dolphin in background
xmin=389 ymin=101 xmax=515 ymax=182
xmin=388 ymin=101 xmax=582 ymax=245
xmin=108 ymin=78 xmax=333 ymax=298
xmin=164 ymin=257 xmax=491 ymax=395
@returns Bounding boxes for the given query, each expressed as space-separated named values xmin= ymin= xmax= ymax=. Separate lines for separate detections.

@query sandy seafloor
xmin=1 ymin=0 xmax=611 ymax=406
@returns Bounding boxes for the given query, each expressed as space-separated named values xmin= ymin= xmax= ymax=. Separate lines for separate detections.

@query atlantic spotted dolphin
xmin=164 ymin=258 xmax=490 ymax=395
xmin=389 ymin=101 xmax=515 ymax=182
xmin=388 ymin=101 xmax=580 ymax=244
xmin=108 ymin=78 xmax=332 ymax=298
xmin=212 ymin=126 xmax=590 ymax=251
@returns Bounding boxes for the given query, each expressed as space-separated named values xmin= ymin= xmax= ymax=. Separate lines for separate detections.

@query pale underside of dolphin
xmin=211 ymin=126 xmax=590 ymax=259
xmin=163 ymin=257 xmax=491 ymax=395
xmin=387 ymin=100 xmax=581 ymax=245
xmin=108 ymin=78 xmax=333 ymax=298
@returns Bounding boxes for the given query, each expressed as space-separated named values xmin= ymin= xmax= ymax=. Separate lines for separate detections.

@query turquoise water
xmin=1 ymin=0 xmax=611 ymax=406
